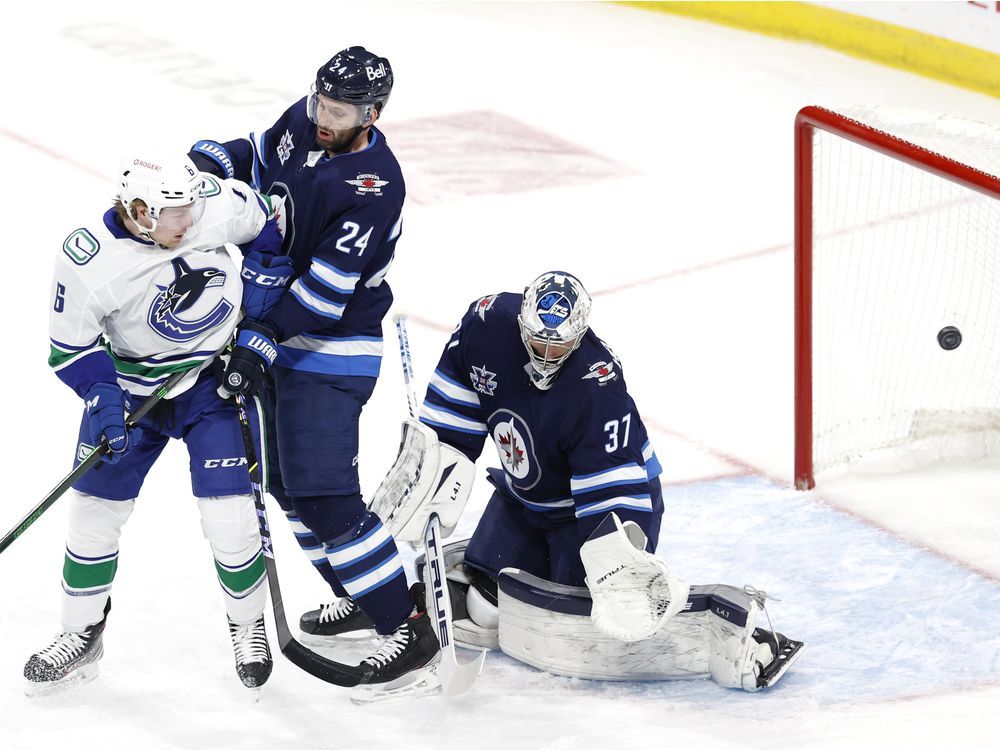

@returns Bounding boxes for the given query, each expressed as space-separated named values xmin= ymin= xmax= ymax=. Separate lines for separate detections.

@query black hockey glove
xmin=218 ymin=321 xmax=279 ymax=399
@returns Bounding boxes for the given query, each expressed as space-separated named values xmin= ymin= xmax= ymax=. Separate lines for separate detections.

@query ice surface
xmin=1 ymin=2 xmax=999 ymax=748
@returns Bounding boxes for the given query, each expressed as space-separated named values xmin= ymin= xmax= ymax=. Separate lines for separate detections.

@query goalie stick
xmin=394 ymin=314 xmax=486 ymax=697
xmin=0 ymin=368 xmax=190 ymax=555
xmin=233 ymin=392 xmax=365 ymax=688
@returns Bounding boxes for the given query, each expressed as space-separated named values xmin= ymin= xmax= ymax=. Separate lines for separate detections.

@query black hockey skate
xmin=229 ymin=615 xmax=272 ymax=690
xmin=351 ymin=608 xmax=441 ymax=703
xmin=299 ymin=597 xmax=375 ymax=642
xmin=742 ymin=628 xmax=805 ymax=691
xmin=24 ymin=598 xmax=111 ymax=695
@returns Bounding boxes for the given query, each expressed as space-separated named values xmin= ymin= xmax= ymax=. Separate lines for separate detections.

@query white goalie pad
xmin=367 ymin=419 xmax=475 ymax=543
xmin=497 ymin=569 xmax=801 ymax=689
xmin=579 ymin=512 xmax=689 ymax=642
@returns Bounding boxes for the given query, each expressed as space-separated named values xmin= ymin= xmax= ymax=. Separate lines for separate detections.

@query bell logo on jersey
xmin=489 ymin=409 xmax=541 ymax=489
xmin=582 ymin=360 xmax=618 ymax=385
xmin=470 ymin=364 xmax=498 ymax=396
xmin=345 ymin=173 xmax=388 ymax=196
xmin=277 ymin=130 xmax=295 ymax=165
xmin=146 ymin=257 xmax=235 ymax=343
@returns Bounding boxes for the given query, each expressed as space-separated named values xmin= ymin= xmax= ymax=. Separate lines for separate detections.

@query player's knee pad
xmin=197 ymin=495 xmax=260 ymax=559
xmin=65 ymin=489 xmax=134 ymax=555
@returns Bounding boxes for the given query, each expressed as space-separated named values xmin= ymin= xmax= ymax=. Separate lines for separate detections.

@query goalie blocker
xmin=368 ymin=419 xmax=475 ymax=543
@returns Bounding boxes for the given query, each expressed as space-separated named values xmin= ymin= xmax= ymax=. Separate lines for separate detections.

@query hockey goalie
xmin=301 ymin=271 xmax=805 ymax=690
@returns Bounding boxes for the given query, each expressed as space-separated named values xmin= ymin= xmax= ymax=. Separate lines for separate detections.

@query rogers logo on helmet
xmin=366 ymin=63 xmax=387 ymax=81
xmin=133 ymin=159 xmax=162 ymax=170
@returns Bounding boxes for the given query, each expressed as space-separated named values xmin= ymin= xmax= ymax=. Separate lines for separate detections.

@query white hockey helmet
xmin=118 ymin=155 xmax=205 ymax=237
xmin=517 ymin=271 xmax=592 ymax=390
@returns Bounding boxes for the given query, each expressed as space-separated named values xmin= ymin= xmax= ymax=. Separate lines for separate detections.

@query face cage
xmin=307 ymin=87 xmax=375 ymax=130
xmin=518 ymin=315 xmax=584 ymax=385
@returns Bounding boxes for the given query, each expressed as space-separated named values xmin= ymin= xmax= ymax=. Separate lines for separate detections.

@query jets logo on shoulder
xmin=583 ymin=360 xmax=617 ymax=385
xmin=277 ymin=130 xmax=295 ymax=165
xmin=470 ymin=364 xmax=498 ymax=396
xmin=346 ymin=173 xmax=388 ymax=196
xmin=474 ymin=294 xmax=497 ymax=321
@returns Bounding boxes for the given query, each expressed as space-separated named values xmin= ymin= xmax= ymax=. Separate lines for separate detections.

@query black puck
xmin=937 ymin=326 xmax=962 ymax=350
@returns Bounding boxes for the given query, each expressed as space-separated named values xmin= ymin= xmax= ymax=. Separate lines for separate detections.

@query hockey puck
xmin=937 ymin=326 xmax=962 ymax=350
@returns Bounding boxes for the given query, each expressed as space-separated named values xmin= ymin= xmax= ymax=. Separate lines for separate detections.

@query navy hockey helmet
xmin=308 ymin=46 xmax=393 ymax=129
xmin=518 ymin=271 xmax=592 ymax=390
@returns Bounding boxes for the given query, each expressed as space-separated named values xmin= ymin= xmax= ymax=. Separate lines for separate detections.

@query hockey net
xmin=795 ymin=105 xmax=1000 ymax=489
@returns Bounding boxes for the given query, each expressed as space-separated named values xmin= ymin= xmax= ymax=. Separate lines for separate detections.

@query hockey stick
xmin=0 ymin=368 xmax=191 ymax=555
xmin=394 ymin=314 xmax=486 ymax=697
xmin=232 ymin=392 xmax=365 ymax=688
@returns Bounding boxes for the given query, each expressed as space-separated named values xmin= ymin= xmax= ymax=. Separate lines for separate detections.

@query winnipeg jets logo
xmin=497 ymin=429 xmax=525 ymax=472
xmin=489 ymin=410 xmax=540 ymax=487
xmin=346 ymin=173 xmax=388 ymax=196
xmin=582 ymin=360 xmax=617 ymax=385
xmin=147 ymin=257 xmax=234 ymax=342
xmin=470 ymin=365 xmax=497 ymax=396
xmin=474 ymin=294 xmax=497 ymax=321
xmin=277 ymin=130 xmax=295 ymax=165
xmin=537 ymin=292 xmax=571 ymax=327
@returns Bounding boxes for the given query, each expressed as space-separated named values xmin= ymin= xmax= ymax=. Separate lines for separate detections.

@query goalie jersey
xmin=419 ymin=293 xmax=664 ymax=539
xmin=48 ymin=175 xmax=268 ymax=399
xmin=189 ymin=98 xmax=405 ymax=379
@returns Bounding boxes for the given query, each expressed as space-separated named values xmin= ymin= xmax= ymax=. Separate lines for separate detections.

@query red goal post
xmin=794 ymin=105 xmax=1000 ymax=490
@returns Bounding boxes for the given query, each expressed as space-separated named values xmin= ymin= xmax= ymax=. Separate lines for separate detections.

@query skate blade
xmin=349 ymin=663 xmax=441 ymax=705
xmin=24 ymin=662 xmax=100 ymax=698
xmin=299 ymin=630 xmax=377 ymax=648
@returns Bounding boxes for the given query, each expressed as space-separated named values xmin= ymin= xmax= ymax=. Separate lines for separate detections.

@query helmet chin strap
xmin=125 ymin=204 xmax=158 ymax=240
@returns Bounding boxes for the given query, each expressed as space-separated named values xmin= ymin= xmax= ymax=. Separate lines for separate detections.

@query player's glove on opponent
xmin=240 ymin=250 xmax=294 ymax=320
xmin=218 ymin=321 xmax=279 ymax=399
xmin=84 ymin=383 xmax=141 ymax=464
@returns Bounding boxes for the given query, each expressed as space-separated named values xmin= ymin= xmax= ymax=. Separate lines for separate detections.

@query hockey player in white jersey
xmin=24 ymin=155 xmax=292 ymax=693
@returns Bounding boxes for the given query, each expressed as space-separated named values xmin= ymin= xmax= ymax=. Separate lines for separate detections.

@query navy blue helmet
xmin=316 ymin=46 xmax=393 ymax=110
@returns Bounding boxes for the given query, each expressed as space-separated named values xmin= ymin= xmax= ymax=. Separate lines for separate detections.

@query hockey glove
xmin=84 ymin=383 xmax=141 ymax=464
xmin=217 ymin=321 xmax=279 ymax=399
xmin=240 ymin=251 xmax=294 ymax=320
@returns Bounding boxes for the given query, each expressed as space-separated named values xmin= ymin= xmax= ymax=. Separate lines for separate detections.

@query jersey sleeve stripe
xmin=646 ymin=452 xmax=663 ymax=480
xmin=430 ymin=369 xmax=480 ymax=404
xmin=309 ymin=259 xmax=361 ymax=293
xmin=50 ymin=336 xmax=102 ymax=353
xmin=570 ymin=463 xmax=647 ymax=492
xmin=419 ymin=403 xmax=488 ymax=435
xmin=575 ymin=494 xmax=653 ymax=518
xmin=290 ymin=281 xmax=346 ymax=320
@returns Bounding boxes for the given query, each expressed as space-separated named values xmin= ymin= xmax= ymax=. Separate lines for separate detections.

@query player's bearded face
xmin=315 ymin=124 xmax=365 ymax=153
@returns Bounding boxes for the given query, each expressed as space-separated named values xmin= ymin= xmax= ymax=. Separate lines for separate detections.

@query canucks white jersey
xmin=48 ymin=175 xmax=269 ymax=398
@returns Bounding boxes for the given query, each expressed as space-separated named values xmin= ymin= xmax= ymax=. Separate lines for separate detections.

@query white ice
xmin=1 ymin=2 xmax=999 ymax=749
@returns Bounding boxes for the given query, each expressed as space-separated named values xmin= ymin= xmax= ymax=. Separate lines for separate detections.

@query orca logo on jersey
xmin=147 ymin=257 xmax=235 ymax=343
xmin=488 ymin=409 xmax=541 ymax=489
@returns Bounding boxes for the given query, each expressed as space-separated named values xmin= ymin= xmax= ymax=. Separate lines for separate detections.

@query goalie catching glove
xmin=367 ymin=420 xmax=475 ymax=543
xmin=580 ymin=512 xmax=689 ymax=642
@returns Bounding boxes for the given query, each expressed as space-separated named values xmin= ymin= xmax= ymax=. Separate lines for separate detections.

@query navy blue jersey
xmin=191 ymin=98 xmax=404 ymax=378
xmin=419 ymin=293 xmax=663 ymax=538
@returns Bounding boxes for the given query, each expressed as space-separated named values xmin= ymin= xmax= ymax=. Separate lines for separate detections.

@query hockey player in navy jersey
xmin=24 ymin=154 xmax=287 ymax=693
xmin=188 ymin=46 xmax=438 ymax=689
xmin=306 ymin=271 xmax=805 ymax=691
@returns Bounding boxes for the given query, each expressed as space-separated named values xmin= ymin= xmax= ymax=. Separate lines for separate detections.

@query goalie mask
xmin=118 ymin=155 xmax=205 ymax=238
xmin=517 ymin=271 xmax=592 ymax=390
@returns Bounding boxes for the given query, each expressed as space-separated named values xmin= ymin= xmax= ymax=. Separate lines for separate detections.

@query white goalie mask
xmin=118 ymin=155 xmax=206 ymax=237
xmin=517 ymin=271 xmax=592 ymax=390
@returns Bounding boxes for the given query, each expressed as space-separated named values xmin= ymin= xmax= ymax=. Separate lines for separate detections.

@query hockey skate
xmin=229 ymin=615 xmax=273 ymax=692
xmin=24 ymin=599 xmax=110 ymax=696
xmin=741 ymin=628 xmax=806 ymax=692
xmin=299 ymin=597 xmax=376 ymax=644
xmin=350 ymin=608 xmax=441 ymax=704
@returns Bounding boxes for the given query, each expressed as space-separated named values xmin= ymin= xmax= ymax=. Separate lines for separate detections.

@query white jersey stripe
xmin=570 ymin=464 xmax=647 ymax=493
xmin=290 ymin=281 xmax=345 ymax=320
